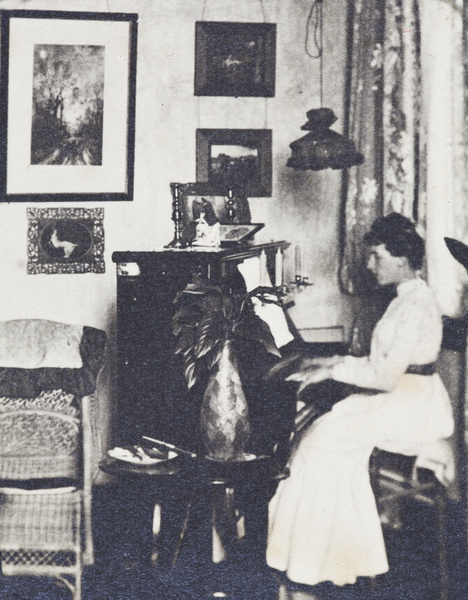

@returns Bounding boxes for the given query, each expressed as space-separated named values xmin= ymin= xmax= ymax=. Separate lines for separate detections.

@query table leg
xmin=154 ymin=479 xmax=195 ymax=568
xmin=211 ymin=482 xmax=239 ymax=563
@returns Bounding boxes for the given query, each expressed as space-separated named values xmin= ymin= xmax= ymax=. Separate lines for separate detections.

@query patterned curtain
xmin=340 ymin=0 xmax=422 ymax=294
xmin=421 ymin=0 xmax=467 ymax=317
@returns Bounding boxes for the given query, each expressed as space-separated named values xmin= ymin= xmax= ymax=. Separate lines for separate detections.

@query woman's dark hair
xmin=364 ymin=212 xmax=425 ymax=270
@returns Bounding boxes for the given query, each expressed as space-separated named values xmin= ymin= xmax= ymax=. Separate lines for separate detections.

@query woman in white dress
xmin=266 ymin=213 xmax=454 ymax=587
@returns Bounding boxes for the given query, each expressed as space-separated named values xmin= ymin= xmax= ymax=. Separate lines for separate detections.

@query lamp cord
xmin=305 ymin=0 xmax=323 ymax=107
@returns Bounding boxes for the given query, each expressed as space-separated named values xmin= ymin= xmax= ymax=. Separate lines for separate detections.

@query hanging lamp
xmin=286 ymin=0 xmax=364 ymax=171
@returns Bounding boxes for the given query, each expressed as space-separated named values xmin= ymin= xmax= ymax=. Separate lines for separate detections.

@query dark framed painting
xmin=195 ymin=21 xmax=276 ymax=97
xmin=27 ymin=207 xmax=105 ymax=274
xmin=196 ymin=129 xmax=272 ymax=197
xmin=176 ymin=182 xmax=252 ymax=245
xmin=0 ymin=10 xmax=138 ymax=202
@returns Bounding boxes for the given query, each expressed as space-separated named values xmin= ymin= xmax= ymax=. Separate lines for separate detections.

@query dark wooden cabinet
xmin=112 ymin=243 xmax=288 ymax=446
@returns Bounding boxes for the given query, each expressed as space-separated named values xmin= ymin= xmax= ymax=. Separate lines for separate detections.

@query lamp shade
xmin=286 ymin=108 xmax=364 ymax=171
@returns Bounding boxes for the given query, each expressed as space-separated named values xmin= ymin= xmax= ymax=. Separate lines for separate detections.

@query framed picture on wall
xmin=0 ymin=10 xmax=138 ymax=202
xmin=27 ymin=207 xmax=105 ymax=274
xmin=195 ymin=21 xmax=276 ymax=97
xmin=196 ymin=129 xmax=272 ymax=197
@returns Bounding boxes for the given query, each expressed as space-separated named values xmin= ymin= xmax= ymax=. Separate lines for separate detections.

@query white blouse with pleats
xmin=266 ymin=278 xmax=454 ymax=587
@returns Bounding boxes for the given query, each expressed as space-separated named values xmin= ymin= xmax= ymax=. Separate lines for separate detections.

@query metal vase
xmin=200 ymin=340 xmax=250 ymax=461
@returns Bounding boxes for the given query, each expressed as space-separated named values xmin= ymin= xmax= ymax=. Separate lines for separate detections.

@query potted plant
xmin=172 ymin=275 xmax=282 ymax=461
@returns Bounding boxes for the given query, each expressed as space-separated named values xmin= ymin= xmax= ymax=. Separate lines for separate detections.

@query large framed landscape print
xmin=0 ymin=10 xmax=138 ymax=202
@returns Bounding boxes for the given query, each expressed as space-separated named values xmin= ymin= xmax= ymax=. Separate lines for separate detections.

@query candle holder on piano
xmin=291 ymin=275 xmax=313 ymax=288
xmin=273 ymin=277 xmax=313 ymax=307
xmin=270 ymin=283 xmax=294 ymax=310
xmin=226 ymin=188 xmax=236 ymax=223
xmin=166 ymin=183 xmax=187 ymax=248
xmin=268 ymin=278 xmax=313 ymax=312
xmin=291 ymin=246 xmax=312 ymax=290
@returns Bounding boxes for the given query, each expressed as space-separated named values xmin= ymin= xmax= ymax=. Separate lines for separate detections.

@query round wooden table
xmin=99 ymin=453 xmax=288 ymax=569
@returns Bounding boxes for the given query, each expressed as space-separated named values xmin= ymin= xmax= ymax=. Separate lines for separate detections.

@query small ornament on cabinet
xmin=116 ymin=262 xmax=140 ymax=277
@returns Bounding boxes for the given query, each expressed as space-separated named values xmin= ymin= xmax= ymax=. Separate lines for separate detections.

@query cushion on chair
xmin=375 ymin=436 xmax=455 ymax=488
xmin=414 ymin=438 xmax=455 ymax=487
xmin=0 ymin=325 xmax=106 ymax=398
xmin=0 ymin=321 xmax=106 ymax=480
xmin=0 ymin=319 xmax=83 ymax=368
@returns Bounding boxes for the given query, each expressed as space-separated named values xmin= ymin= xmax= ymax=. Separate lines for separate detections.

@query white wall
xmin=0 ymin=0 xmax=353 ymax=449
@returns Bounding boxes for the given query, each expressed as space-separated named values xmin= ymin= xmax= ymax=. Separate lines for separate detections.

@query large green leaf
xmin=172 ymin=275 xmax=288 ymax=391
xmin=195 ymin=314 xmax=225 ymax=360
xmin=173 ymin=327 xmax=197 ymax=355
xmin=245 ymin=287 xmax=282 ymax=306
xmin=236 ymin=313 xmax=282 ymax=357
xmin=174 ymin=275 xmax=225 ymax=305
xmin=172 ymin=304 xmax=203 ymax=334
xmin=184 ymin=360 xmax=197 ymax=390
xmin=197 ymin=292 xmax=225 ymax=315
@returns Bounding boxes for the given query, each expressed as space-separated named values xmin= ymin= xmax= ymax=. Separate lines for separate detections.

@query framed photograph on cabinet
xmin=195 ymin=21 xmax=276 ymax=97
xmin=0 ymin=10 xmax=138 ymax=202
xmin=175 ymin=182 xmax=252 ymax=245
xmin=196 ymin=129 xmax=272 ymax=197
xmin=27 ymin=207 xmax=105 ymax=274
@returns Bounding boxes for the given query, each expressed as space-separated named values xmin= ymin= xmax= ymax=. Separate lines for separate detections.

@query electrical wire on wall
xmin=305 ymin=0 xmax=323 ymax=105
xmin=286 ymin=0 xmax=364 ymax=171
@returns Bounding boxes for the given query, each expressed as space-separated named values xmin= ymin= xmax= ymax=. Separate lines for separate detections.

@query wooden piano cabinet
xmin=112 ymin=243 xmax=289 ymax=447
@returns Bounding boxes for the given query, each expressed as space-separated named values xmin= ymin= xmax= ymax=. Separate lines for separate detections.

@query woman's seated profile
xmin=266 ymin=213 xmax=454 ymax=587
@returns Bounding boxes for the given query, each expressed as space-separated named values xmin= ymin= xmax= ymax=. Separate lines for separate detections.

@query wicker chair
xmin=0 ymin=320 xmax=106 ymax=600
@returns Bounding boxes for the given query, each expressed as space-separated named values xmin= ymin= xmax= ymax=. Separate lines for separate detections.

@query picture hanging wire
xmin=201 ymin=0 xmax=267 ymax=22
xmin=196 ymin=1 xmax=271 ymax=131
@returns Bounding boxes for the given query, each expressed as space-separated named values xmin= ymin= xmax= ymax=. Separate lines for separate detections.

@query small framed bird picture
xmin=27 ymin=207 xmax=105 ymax=274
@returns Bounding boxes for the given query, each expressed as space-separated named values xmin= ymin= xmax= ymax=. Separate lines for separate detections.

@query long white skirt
xmin=266 ymin=374 xmax=454 ymax=587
